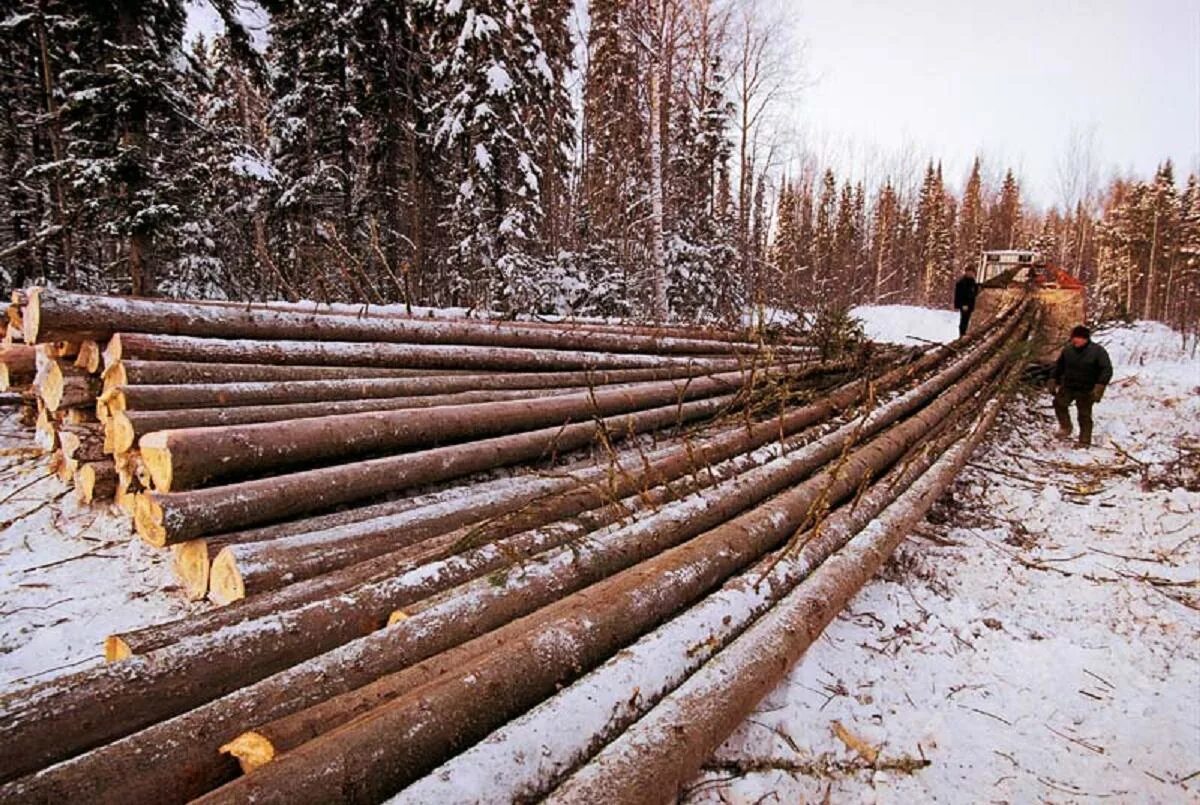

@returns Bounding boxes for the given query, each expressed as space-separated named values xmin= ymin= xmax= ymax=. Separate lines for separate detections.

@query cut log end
xmin=102 ymin=332 xmax=123 ymax=369
xmin=42 ymin=360 xmax=65 ymax=411
xmin=101 ymin=361 xmax=127 ymax=395
xmin=24 ymin=286 xmax=42 ymax=343
xmin=208 ymin=547 xmax=246 ymax=606
xmin=134 ymin=493 xmax=168 ymax=547
xmin=172 ymin=540 xmax=211 ymax=601
xmin=104 ymin=635 xmax=131 ymax=663
xmin=74 ymin=340 xmax=101 ymax=373
xmin=0 ymin=363 xmax=9 ymax=392
xmin=107 ymin=411 xmax=136 ymax=456
xmin=139 ymin=432 xmax=172 ymax=492
xmin=220 ymin=731 xmax=276 ymax=775
xmin=386 ymin=610 xmax=410 ymax=627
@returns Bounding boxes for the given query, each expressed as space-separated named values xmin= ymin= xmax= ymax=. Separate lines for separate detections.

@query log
xmin=105 ymin=386 xmax=600 ymax=456
xmin=134 ymin=393 xmax=735 ymax=545
xmin=135 ymin=364 xmax=799 ymax=492
xmin=102 ymin=360 xmax=774 ymax=411
xmin=120 ymin=382 xmax=816 ymax=643
xmin=100 ymin=359 xmax=477 ymax=393
xmin=102 ymin=331 xmax=758 ymax=373
xmin=75 ymin=462 xmax=118 ymax=504
xmin=546 ymin=381 xmax=1019 ymax=804
xmin=191 ymin=345 xmax=1015 ymax=804
xmin=391 ymin=411 xmax=975 ymax=803
xmin=0 ymin=328 xmax=1017 ymax=802
xmin=35 ymin=359 xmax=100 ymax=412
xmin=0 ymin=344 xmax=36 ymax=391
xmin=26 ymin=288 xmax=800 ymax=357
xmin=34 ymin=404 xmax=57 ymax=452
xmin=73 ymin=339 xmax=102 ymax=373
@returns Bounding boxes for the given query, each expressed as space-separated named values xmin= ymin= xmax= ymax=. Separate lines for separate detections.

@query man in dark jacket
xmin=953 ymin=268 xmax=978 ymax=337
xmin=1051 ymin=325 xmax=1113 ymax=447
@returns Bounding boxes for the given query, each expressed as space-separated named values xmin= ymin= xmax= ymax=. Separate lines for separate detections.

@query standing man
xmin=1051 ymin=325 xmax=1113 ymax=448
xmin=954 ymin=267 xmax=978 ymax=337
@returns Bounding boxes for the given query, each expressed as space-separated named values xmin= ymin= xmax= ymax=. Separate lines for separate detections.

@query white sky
xmin=785 ymin=0 xmax=1200 ymax=207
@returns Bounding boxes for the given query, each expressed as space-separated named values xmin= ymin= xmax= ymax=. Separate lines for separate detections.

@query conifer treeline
xmin=0 ymin=1 xmax=1196 ymax=335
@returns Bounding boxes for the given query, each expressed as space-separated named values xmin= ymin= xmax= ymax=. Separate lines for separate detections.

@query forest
xmin=1 ymin=0 xmax=1197 ymax=335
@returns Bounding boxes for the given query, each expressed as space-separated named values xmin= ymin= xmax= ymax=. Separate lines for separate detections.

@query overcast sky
xmin=787 ymin=0 xmax=1199 ymax=207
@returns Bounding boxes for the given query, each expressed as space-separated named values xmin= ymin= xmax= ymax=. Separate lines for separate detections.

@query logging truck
xmin=972 ymin=249 xmax=1086 ymax=361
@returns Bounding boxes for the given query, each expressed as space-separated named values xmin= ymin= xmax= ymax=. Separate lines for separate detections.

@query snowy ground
xmin=686 ymin=319 xmax=1200 ymax=804
xmin=0 ymin=422 xmax=197 ymax=689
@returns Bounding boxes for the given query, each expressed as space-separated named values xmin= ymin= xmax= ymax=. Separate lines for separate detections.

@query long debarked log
xmin=546 ymin=381 xmax=1021 ymax=803
xmin=101 ymin=331 xmax=772 ymax=373
xmin=192 ymin=332 xmax=1020 ymax=804
xmin=0 ymin=319 xmax=1019 ymax=800
xmin=25 ymin=288 xmax=805 ymax=357
xmin=133 ymin=363 xmax=803 ymax=493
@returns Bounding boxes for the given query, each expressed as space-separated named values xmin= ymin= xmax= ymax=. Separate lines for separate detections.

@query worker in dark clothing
xmin=1051 ymin=325 xmax=1113 ymax=447
xmin=953 ymin=268 xmax=978 ymax=337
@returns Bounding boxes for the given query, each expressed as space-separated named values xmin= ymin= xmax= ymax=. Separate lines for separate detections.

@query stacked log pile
xmin=0 ymin=286 xmax=1033 ymax=805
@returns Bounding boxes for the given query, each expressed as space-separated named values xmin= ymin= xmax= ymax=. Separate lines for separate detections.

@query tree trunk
xmin=134 ymin=366 xmax=795 ymax=492
xmin=134 ymin=394 xmax=732 ymax=545
xmin=26 ymin=288 xmax=795 ymax=356
xmin=102 ymin=361 xmax=758 ymax=411
xmin=102 ymin=360 xmax=472 ymax=390
xmin=102 ymin=331 xmax=752 ymax=373
xmin=191 ymin=344 xmax=1015 ymax=805
xmin=105 ymin=386 xmax=595 ymax=455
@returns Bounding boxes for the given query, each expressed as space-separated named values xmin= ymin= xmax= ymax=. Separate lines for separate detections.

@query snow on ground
xmin=852 ymin=304 xmax=961 ymax=347
xmin=0 ymin=416 xmax=198 ymax=689
xmin=685 ymin=320 xmax=1200 ymax=804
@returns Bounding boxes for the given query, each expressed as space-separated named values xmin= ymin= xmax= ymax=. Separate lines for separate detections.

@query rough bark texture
xmin=546 ymin=377 xmax=1021 ymax=805
xmin=135 ymin=394 xmax=733 ymax=545
xmin=104 ymin=361 xmax=778 ymax=410
xmin=99 ymin=360 xmax=466 ymax=394
xmin=103 ymin=332 xmax=760 ymax=373
xmin=27 ymin=288 xmax=801 ymax=357
xmin=192 ymin=342 xmax=1014 ymax=804
xmin=136 ymin=365 xmax=795 ymax=492
xmin=105 ymin=386 xmax=600 ymax=455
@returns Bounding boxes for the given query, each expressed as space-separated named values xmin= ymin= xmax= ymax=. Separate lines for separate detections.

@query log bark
xmin=103 ymin=361 xmax=770 ymax=411
xmin=131 ymin=306 xmax=1004 ymax=543
xmin=101 ymin=332 xmax=765 ymax=373
xmin=0 ymin=344 xmax=36 ymax=391
xmin=60 ymin=423 xmax=105 ymax=462
xmin=120 ymin=387 xmax=817 ymax=645
xmin=0 ymin=320 xmax=1018 ymax=801
xmin=135 ymin=364 xmax=808 ymax=492
xmin=190 ymin=344 xmax=1015 ymax=804
xmin=101 ymin=359 xmax=463 ymax=393
xmin=26 ymin=288 xmax=801 ymax=357
xmin=391 ymin=409 xmax=975 ymax=803
xmin=135 ymin=393 xmax=734 ymax=545
xmin=105 ymin=386 xmax=596 ymax=455
xmin=545 ymin=378 xmax=1020 ymax=804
